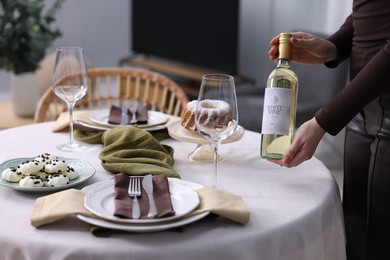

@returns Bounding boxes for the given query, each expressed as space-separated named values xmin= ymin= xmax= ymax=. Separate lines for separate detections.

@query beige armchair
xmin=34 ymin=67 xmax=190 ymax=123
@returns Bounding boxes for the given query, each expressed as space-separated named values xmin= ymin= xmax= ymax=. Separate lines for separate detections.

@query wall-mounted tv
xmin=131 ymin=0 xmax=240 ymax=75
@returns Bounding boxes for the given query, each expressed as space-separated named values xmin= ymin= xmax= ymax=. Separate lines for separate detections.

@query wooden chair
xmin=34 ymin=67 xmax=190 ymax=123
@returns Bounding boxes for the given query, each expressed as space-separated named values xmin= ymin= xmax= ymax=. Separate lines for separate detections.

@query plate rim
xmin=0 ymin=156 xmax=95 ymax=192
xmin=89 ymin=109 xmax=169 ymax=128
xmin=76 ymin=210 xmax=209 ymax=233
xmin=83 ymin=178 xmax=200 ymax=224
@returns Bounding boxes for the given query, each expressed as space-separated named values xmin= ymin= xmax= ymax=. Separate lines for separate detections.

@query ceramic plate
xmin=89 ymin=109 xmax=169 ymax=128
xmin=75 ymin=120 xmax=169 ymax=132
xmin=76 ymin=211 xmax=209 ymax=233
xmin=0 ymin=157 xmax=95 ymax=192
xmin=84 ymin=178 xmax=200 ymax=224
xmin=168 ymin=121 xmax=245 ymax=144
xmin=77 ymin=178 xmax=209 ymax=233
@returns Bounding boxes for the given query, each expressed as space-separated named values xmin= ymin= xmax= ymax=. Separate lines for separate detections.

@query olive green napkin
xmin=74 ymin=126 xmax=179 ymax=178
xmin=97 ymin=126 xmax=180 ymax=178
xmin=54 ymin=110 xmax=180 ymax=178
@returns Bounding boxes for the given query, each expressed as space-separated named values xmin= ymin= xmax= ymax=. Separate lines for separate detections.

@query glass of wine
xmin=52 ymin=47 xmax=88 ymax=152
xmin=195 ymin=74 xmax=238 ymax=188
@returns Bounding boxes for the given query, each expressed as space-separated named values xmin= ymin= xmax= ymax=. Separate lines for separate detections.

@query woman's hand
xmin=268 ymin=32 xmax=338 ymax=64
xmin=268 ymin=117 xmax=326 ymax=167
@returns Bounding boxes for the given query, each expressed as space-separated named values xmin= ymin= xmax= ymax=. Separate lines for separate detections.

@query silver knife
xmin=142 ymin=174 xmax=157 ymax=218
xmin=121 ymin=102 xmax=129 ymax=125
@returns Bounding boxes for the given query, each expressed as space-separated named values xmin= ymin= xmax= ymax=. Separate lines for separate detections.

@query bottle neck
xmin=277 ymin=58 xmax=290 ymax=68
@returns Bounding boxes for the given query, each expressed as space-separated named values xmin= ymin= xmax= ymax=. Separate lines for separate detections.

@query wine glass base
xmin=188 ymin=144 xmax=222 ymax=163
xmin=57 ymin=142 xmax=88 ymax=152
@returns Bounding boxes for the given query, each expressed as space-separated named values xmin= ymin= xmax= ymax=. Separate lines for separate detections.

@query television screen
xmin=131 ymin=0 xmax=240 ymax=74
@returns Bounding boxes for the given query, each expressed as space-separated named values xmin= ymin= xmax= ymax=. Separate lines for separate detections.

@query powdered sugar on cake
xmin=180 ymin=99 xmax=233 ymax=132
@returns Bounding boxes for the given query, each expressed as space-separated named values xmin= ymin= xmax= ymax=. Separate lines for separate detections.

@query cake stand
xmin=167 ymin=121 xmax=245 ymax=163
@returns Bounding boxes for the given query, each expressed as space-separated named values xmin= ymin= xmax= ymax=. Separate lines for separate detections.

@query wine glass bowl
xmin=195 ymin=99 xmax=237 ymax=141
xmin=52 ymin=47 xmax=88 ymax=152
xmin=195 ymin=74 xmax=238 ymax=188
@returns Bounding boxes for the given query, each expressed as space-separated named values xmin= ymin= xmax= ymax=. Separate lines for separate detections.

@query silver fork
xmin=128 ymin=178 xmax=141 ymax=219
xmin=129 ymin=100 xmax=138 ymax=124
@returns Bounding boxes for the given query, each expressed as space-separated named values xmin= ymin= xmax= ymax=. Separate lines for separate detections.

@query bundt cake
xmin=180 ymin=99 xmax=233 ymax=132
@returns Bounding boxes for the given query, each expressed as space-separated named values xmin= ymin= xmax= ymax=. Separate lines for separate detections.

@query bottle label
xmin=261 ymin=88 xmax=292 ymax=135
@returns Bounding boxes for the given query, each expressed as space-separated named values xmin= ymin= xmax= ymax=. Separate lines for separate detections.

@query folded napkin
xmin=134 ymin=105 xmax=148 ymax=124
xmin=30 ymin=185 xmax=250 ymax=230
xmin=98 ymin=126 xmax=180 ymax=178
xmin=114 ymin=173 xmax=174 ymax=219
xmin=107 ymin=105 xmax=125 ymax=125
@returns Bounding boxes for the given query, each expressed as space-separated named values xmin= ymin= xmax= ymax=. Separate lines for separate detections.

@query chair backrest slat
xmin=34 ymin=67 xmax=190 ymax=123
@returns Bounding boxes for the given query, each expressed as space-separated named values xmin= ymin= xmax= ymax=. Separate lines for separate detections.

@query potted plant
xmin=0 ymin=0 xmax=64 ymax=116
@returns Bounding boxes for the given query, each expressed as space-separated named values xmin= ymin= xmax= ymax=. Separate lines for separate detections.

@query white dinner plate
xmin=84 ymin=178 xmax=200 ymax=224
xmin=168 ymin=121 xmax=245 ymax=144
xmin=77 ymin=178 xmax=209 ymax=233
xmin=0 ymin=157 xmax=95 ymax=192
xmin=76 ymin=211 xmax=209 ymax=233
xmin=75 ymin=119 xmax=169 ymax=133
xmin=89 ymin=109 xmax=169 ymax=128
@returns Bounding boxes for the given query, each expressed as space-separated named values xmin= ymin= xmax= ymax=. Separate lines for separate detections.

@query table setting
xmin=0 ymin=51 xmax=346 ymax=259
xmin=31 ymin=174 xmax=249 ymax=235
xmin=1 ymin=108 xmax=250 ymax=232
xmin=25 ymin=120 xmax=250 ymax=233
xmin=0 ymin=120 xmax=346 ymax=259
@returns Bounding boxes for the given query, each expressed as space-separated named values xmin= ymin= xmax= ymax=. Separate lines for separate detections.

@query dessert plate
xmin=168 ymin=121 xmax=245 ymax=144
xmin=84 ymin=178 xmax=200 ymax=224
xmin=0 ymin=157 xmax=95 ymax=192
xmin=89 ymin=109 xmax=168 ymax=128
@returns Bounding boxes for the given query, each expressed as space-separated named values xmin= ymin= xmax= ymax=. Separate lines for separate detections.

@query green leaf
xmin=0 ymin=0 xmax=64 ymax=74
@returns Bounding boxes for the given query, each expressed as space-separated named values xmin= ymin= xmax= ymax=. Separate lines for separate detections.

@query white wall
xmin=0 ymin=0 xmax=130 ymax=94
xmin=0 ymin=0 xmax=352 ymax=93
xmin=49 ymin=0 xmax=130 ymax=67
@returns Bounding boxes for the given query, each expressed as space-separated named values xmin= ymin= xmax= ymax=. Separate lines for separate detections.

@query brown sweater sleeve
xmin=315 ymin=16 xmax=390 ymax=135
xmin=324 ymin=15 xmax=354 ymax=68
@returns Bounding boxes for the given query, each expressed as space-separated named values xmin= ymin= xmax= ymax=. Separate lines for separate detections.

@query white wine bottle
xmin=260 ymin=33 xmax=298 ymax=159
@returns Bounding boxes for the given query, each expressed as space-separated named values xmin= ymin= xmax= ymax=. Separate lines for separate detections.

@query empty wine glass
xmin=52 ymin=47 xmax=88 ymax=152
xmin=195 ymin=74 xmax=238 ymax=188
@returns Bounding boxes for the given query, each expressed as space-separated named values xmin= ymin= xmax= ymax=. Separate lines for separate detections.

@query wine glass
xmin=52 ymin=47 xmax=88 ymax=152
xmin=195 ymin=74 xmax=238 ymax=188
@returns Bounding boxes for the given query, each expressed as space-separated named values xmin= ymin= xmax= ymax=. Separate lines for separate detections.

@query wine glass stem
xmin=211 ymin=141 xmax=220 ymax=189
xmin=67 ymin=103 xmax=75 ymax=145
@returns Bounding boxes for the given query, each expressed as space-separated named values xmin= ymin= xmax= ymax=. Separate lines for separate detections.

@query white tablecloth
xmin=0 ymin=122 xmax=346 ymax=260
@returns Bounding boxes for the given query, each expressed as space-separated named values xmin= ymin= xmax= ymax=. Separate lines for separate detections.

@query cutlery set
xmin=128 ymin=175 xmax=157 ymax=219
xmin=109 ymin=101 xmax=148 ymax=125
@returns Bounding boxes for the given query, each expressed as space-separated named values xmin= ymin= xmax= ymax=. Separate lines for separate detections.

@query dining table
xmin=0 ymin=121 xmax=346 ymax=260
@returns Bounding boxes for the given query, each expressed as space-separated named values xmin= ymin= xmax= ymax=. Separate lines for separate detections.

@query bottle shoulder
xmin=268 ymin=67 xmax=298 ymax=79
xmin=267 ymin=67 xmax=298 ymax=88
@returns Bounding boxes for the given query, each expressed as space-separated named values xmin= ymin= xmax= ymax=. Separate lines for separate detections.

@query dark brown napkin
xmin=113 ymin=173 xmax=175 ymax=219
xmin=133 ymin=105 xmax=148 ymax=124
xmin=108 ymin=105 xmax=129 ymax=124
